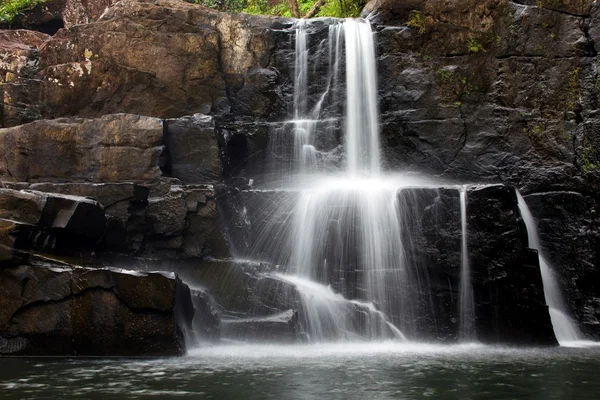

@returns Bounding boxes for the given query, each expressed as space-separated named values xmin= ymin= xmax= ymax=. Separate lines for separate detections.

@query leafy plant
xmin=406 ymin=10 xmax=426 ymax=34
xmin=186 ymin=0 xmax=367 ymax=18
xmin=0 ymin=0 xmax=47 ymax=24
xmin=466 ymin=36 xmax=484 ymax=53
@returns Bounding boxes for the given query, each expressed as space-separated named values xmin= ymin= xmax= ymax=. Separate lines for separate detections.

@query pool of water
xmin=1 ymin=342 xmax=600 ymax=399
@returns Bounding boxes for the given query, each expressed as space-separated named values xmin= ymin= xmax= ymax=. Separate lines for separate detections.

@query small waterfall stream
xmin=516 ymin=192 xmax=591 ymax=346
xmin=459 ymin=186 xmax=475 ymax=341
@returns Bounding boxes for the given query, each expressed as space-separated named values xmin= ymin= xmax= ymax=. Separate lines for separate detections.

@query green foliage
xmin=435 ymin=67 xmax=477 ymax=105
xmin=582 ymin=146 xmax=599 ymax=173
xmin=318 ymin=0 xmax=363 ymax=18
xmin=466 ymin=36 xmax=484 ymax=53
xmin=581 ymin=136 xmax=599 ymax=174
xmin=0 ymin=0 xmax=47 ymax=24
xmin=187 ymin=0 xmax=366 ymax=18
xmin=523 ymin=123 xmax=545 ymax=138
xmin=406 ymin=10 xmax=426 ymax=34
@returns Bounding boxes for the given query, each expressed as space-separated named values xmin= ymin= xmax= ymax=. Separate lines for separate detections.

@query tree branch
xmin=304 ymin=0 xmax=327 ymax=18
xmin=288 ymin=0 xmax=301 ymax=18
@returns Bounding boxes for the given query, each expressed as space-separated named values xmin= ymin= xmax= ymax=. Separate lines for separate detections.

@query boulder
xmin=0 ymin=114 xmax=164 ymax=183
xmin=0 ymin=0 xmax=291 ymax=126
xmin=0 ymin=263 xmax=194 ymax=356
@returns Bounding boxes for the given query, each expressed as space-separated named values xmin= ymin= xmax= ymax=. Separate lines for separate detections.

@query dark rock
xmin=0 ymin=188 xmax=106 ymax=257
xmin=0 ymin=263 xmax=193 ymax=356
xmin=146 ymin=184 xmax=229 ymax=259
xmin=164 ymin=114 xmax=221 ymax=184
xmin=524 ymin=191 xmax=600 ymax=338
xmin=157 ymin=259 xmax=295 ymax=318
xmin=190 ymin=288 xmax=220 ymax=342
xmin=219 ymin=183 xmax=555 ymax=344
xmin=0 ymin=114 xmax=163 ymax=183
xmin=468 ymin=184 xmax=555 ymax=344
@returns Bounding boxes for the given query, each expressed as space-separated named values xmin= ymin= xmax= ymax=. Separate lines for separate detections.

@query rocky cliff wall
xmin=0 ymin=0 xmax=598 ymax=344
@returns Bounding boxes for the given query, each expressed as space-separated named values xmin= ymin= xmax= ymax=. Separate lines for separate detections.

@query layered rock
xmin=0 ymin=188 xmax=105 ymax=260
xmin=0 ymin=114 xmax=164 ymax=183
xmin=0 ymin=262 xmax=193 ymax=356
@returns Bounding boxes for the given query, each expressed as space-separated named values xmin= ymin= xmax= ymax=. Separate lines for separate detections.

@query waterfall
xmin=459 ymin=186 xmax=475 ymax=341
xmin=223 ymin=15 xmax=595 ymax=346
xmin=516 ymin=192 xmax=588 ymax=346
xmin=280 ymin=19 xmax=412 ymax=340
xmin=272 ymin=274 xmax=405 ymax=341
xmin=344 ymin=19 xmax=381 ymax=176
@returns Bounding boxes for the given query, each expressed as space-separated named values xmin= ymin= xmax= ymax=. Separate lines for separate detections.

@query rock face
xmin=0 ymin=188 xmax=105 ymax=260
xmin=0 ymin=0 xmax=119 ymax=34
xmin=0 ymin=262 xmax=193 ymax=356
xmin=1 ymin=0 xmax=598 ymax=347
xmin=0 ymin=114 xmax=164 ymax=183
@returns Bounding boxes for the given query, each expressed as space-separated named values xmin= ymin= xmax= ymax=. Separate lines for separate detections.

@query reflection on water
xmin=1 ymin=343 xmax=600 ymax=399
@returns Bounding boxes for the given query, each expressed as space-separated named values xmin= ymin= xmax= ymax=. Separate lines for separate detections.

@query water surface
xmin=2 ymin=343 xmax=600 ymax=399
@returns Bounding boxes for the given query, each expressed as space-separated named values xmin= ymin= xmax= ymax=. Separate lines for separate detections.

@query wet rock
xmin=190 ymin=288 xmax=220 ymax=342
xmin=0 ymin=114 xmax=163 ymax=183
xmin=146 ymin=184 xmax=229 ymax=259
xmin=468 ymin=184 xmax=555 ymax=344
xmin=221 ymin=309 xmax=299 ymax=342
xmin=220 ymin=184 xmax=555 ymax=344
xmin=0 ymin=263 xmax=193 ymax=356
xmin=158 ymin=260 xmax=296 ymax=318
xmin=524 ymin=191 xmax=600 ymax=339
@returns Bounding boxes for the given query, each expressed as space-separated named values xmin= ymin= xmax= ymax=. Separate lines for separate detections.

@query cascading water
xmin=459 ymin=186 xmax=475 ymax=341
xmin=225 ymin=16 xmax=589 ymax=345
xmin=343 ymin=19 xmax=380 ymax=175
xmin=243 ymin=18 xmax=474 ymax=342
xmin=516 ymin=192 xmax=594 ymax=347
xmin=277 ymin=18 xmax=415 ymax=340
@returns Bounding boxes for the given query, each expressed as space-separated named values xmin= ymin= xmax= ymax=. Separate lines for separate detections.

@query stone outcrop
xmin=0 ymin=114 xmax=164 ymax=183
xmin=0 ymin=188 xmax=105 ymax=260
xmin=0 ymin=262 xmax=193 ymax=356
xmin=0 ymin=30 xmax=49 ymax=127
xmin=0 ymin=0 xmax=290 ymax=128
xmin=0 ymin=0 xmax=119 ymax=34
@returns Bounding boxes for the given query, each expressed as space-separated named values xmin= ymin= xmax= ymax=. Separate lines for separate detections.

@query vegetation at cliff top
xmin=0 ymin=0 xmax=46 ymax=24
xmin=188 ymin=0 xmax=367 ymax=18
